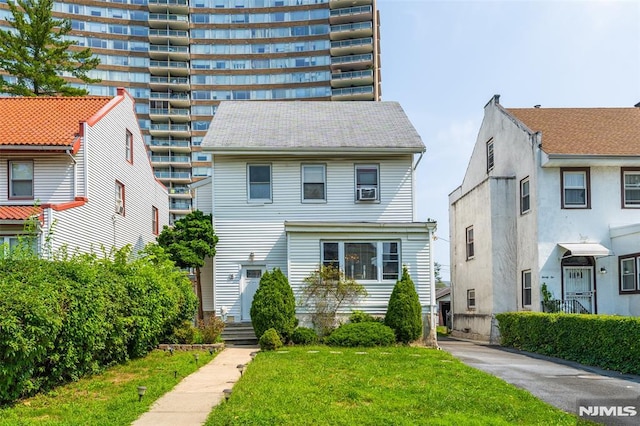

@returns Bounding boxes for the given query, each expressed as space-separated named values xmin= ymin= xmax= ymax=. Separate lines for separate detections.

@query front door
xmin=241 ymin=266 xmax=265 ymax=322
xmin=563 ymin=266 xmax=594 ymax=313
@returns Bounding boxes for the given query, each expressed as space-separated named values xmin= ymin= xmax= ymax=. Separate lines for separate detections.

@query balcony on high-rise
xmin=329 ymin=5 xmax=373 ymax=24
xmin=330 ymin=53 xmax=373 ymax=71
xmin=331 ymin=85 xmax=374 ymax=101
xmin=329 ymin=0 xmax=373 ymax=9
xmin=148 ymin=13 xmax=189 ymax=30
xmin=149 ymin=122 xmax=191 ymax=138
xmin=331 ymin=69 xmax=373 ymax=88
xmin=329 ymin=21 xmax=373 ymax=40
xmin=330 ymin=37 xmax=373 ymax=56
xmin=149 ymin=29 xmax=189 ymax=46
xmin=148 ymin=0 xmax=189 ymax=14
xmin=149 ymin=61 xmax=189 ymax=77
xmin=149 ymin=76 xmax=190 ymax=92
xmin=148 ymin=138 xmax=191 ymax=153
xmin=149 ymin=45 xmax=190 ymax=61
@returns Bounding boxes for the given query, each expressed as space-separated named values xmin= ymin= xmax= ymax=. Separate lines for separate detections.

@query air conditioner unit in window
xmin=358 ymin=187 xmax=377 ymax=201
xmin=116 ymin=201 xmax=124 ymax=215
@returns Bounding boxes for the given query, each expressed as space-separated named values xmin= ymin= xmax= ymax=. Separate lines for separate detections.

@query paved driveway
xmin=439 ymin=338 xmax=640 ymax=425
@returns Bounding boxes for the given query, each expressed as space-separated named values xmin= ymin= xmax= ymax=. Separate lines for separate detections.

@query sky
xmin=376 ymin=0 xmax=640 ymax=280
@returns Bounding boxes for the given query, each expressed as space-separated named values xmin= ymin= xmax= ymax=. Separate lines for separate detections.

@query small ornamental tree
xmin=157 ymin=210 xmax=218 ymax=322
xmin=385 ymin=266 xmax=422 ymax=344
xmin=300 ymin=265 xmax=367 ymax=336
xmin=250 ymin=268 xmax=297 ymax=342
xmin=0 ymin=0 xmax=101 ymax=96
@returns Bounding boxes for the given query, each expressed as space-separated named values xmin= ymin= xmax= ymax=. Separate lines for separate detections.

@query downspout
xmin=424 ymin=224 xmax=438 ymax=347
xmin=66 ymin=149 xmax=77 ymax=199
xmin=81 ymin=123 xmax=89 ymax=198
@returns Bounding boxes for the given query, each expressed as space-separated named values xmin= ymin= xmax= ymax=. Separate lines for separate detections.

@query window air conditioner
xmin=358 ymin=187 xmax=377 ymax=201
xmin=116 ymin=201 xmax=124 ymax=215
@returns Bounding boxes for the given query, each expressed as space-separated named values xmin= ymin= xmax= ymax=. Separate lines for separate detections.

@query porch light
xmin=137 ymin=386 xmax=147 ymax=402
xmin=249 ymin=252 xmax=255 ymax=261
xmin=599 ymin=267 xmax=607 ymax=274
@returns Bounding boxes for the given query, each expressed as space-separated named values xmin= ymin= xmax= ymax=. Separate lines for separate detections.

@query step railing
xmin=541 ymin=299 xmax=591 ymax=314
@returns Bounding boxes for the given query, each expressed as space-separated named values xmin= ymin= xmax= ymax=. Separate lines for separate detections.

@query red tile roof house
xmin=0 ymin=88 xmax=169 ymax=256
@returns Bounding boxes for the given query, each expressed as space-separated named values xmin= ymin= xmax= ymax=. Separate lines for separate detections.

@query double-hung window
xmin=9 ymin=161 xmax=34 ymax=199
xmin=248 ymin=164 xmax=271 ymax=202
xmin=467 ymin=289 xmax=476 ymax=310
xmin=561 ymin=168 xmax=590 ymax=208
xmin=321 ymin=241 xmax=400 ymax=281
xmin=302 ymin=164 xmax=326 ymax=202
xmin=522 ymin=270 xmax=532 ymax=306
xmin=620 ymin=254 xmax=640 ymax=293
xmin=355 ymin=164 xmax=379 ymax=201
xmin=115 ymin=181 xmax=125 ymax=215
xmin=465 ymin=226 xmax=474 ymax=260
xmin=520 ymin=177 xmax=530 ymax=214
xmin=622 ymin=168 xmax=640 ymax=208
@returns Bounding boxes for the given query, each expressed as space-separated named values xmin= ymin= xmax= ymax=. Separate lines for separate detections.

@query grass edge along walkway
xmin=206 ymin=346 xmax=590 ymax=426
xmin=0 ymin=348 xmax=218 ymax=426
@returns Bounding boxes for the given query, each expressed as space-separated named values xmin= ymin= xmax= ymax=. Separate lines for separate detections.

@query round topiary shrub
xmin=250 ymin=268 xmax=297 ymax=342
xmin=326 ymin=322 xmax=395 ymax=347
xmin=259 ymin=328 xmax=283 ymax=351
xmin=385 ymin=266 xmax=422 ymax=344
xmin=291 ymin=327 xmax=318 ymax=345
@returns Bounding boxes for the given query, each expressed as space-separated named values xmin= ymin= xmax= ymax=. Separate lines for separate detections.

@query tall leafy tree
xmin=157 ymin=211 xmax=218 ymax=322
xmin=0 ymin=0 xmax=100 ymax=96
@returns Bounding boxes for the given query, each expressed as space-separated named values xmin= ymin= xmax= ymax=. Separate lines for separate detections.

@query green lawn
xmin=206 ymin=346 xmax=588 ymax=426
xmin=0 ymin=349 xmax=217 ymax=426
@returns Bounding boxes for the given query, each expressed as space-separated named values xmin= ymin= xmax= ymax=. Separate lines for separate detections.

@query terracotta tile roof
xmin=0 ymin=96 xmax=112 ymax=147
xmin=0 ymin=205 xmax=42 ymax=221
xmin=507 ymin=107 xmax=640 ymax=156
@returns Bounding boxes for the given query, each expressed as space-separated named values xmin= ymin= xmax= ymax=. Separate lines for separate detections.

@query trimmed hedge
xmin=250 ymin=268 xmax=297 ymax=342
xmin=0 ymin=244 xmax=197 ymax=404
xmin=326 ymin=322 xmax=396 ymax=347
xmin=496 ymin=312 xmax=640 ymax=374
xmin=385 ymin=267 xmax=422 ymax=344
xmin=291 ymin=327 xmax=318 ymax=345
xmin=259 ymin=328 xmax=283 ymax=351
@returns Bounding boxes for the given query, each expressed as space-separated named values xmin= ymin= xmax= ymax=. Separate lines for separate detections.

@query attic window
xmin=486 ymin=139 xmax=494 ymax=172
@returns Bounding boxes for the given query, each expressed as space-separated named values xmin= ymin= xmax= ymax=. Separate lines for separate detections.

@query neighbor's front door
xmin=241 ymin=266 xmax=265 ymax=322
xmin=563 ymin=266 xmax=594 ymax=313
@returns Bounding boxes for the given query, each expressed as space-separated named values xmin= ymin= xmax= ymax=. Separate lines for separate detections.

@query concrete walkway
xmin=439 ymin=337 xmax=640 ymax=425
xmin=132 ymin=346 xmax=257 ymax=426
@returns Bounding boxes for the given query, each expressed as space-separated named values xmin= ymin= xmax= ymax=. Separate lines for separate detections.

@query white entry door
xmin=241 ymin=266 xmax=265 ymax=322
xmin=564 ymin=266 xmax=594 ymax=313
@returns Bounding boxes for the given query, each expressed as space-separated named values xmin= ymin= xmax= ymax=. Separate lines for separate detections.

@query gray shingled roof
xmin=201 ymin=101 xmax=425 ymax=153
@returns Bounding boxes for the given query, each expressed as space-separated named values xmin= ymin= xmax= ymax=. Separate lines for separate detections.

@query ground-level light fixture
xmin=137 ymin=386 xmax=147 ymax=402
xmin=223 ymin=388 xmax=232 ymax=401
xmin=237 ymin=364 xmax=245 ymax=375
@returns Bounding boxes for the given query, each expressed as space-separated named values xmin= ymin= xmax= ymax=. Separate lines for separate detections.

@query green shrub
xmin=199 ymin=316 xmax=225 ymax=344
xmin=497 ymin=312 xmax=640 ymax=374
xmin=384 ymin=267 xmax=422 ymax=344
xmin=259 ymin=328 xmax=283 ymax=351
xmin=0 ymin=244 xmax=196 ymax=404
xmin=349 ymin=310 xmax=381 ymax=324
xmin=170 ymin=321 xmax=200 ymax=344
xmin=291 ymin=327 xmax=318 ymax=345
xmin=326 ymin=322 xmax=396 ymax=347
xmin=250 ymin=268 xmax=297 ymax=342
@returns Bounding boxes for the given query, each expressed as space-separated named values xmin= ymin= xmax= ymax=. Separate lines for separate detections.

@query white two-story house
xmin=449 ymin=95 xmax=640 ymax=342
xmin=195 ymin=101 xmax=436 ymax=330
xmin=0 ymin=88 xmax=169 ymax=256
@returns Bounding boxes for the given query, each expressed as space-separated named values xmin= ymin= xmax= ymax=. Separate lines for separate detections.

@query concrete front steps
xmin=221 ymin=322 xmax=258 ymax=346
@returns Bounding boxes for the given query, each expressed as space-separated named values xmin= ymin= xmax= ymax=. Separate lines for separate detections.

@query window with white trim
xmin=302 ymin=164 xmax=326 ymax=202
xmin=1 ymin=235 xmax=38 ymax=256
xmin=115 ymin=181 xmax=125 ymax=215
xmin=247 ymin=164 xmax=271 ymax=202
xmin=465 ymin=226 xmax=474 ymax=260
xmin=622 ymin=168 xmax=640 ymax=208
xmin=9 ymin=161 xmax=34 ymax=199
xmin=321 ymin=241 xmax=399 ymax=281
xmin=520 ymin=177 xmax=530 ymax=214
xmin=522 ymin=270 xmax=532 ymax=306
xmin=355 ymin=164 xmax=379 ymax=201
xmin=620 ymin=254 xmax=640 ymax=293
xmin=561 ymin=168 xmax=589 ymax=208
xmin=467 ymin=289 xmax=476 ymax=309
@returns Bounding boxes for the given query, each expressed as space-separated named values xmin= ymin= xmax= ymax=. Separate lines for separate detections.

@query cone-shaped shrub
xmin=250 ymin=268 xmax=297 ymax=342
xmin=385 ymin=266 xmax=422 ymax=344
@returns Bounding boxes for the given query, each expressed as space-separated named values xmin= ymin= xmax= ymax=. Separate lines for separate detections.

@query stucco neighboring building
xmin=0 ymin=88 xmax=169 ymax=256
xmin=194 ymin=101 xmax=436 ymax=336
xmin=449 ymin=95 xmax=640 ymax=342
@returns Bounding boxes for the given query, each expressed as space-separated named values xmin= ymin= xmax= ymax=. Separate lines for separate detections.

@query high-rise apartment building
xmin=0 ymin=0 xmax=381 ymax=224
